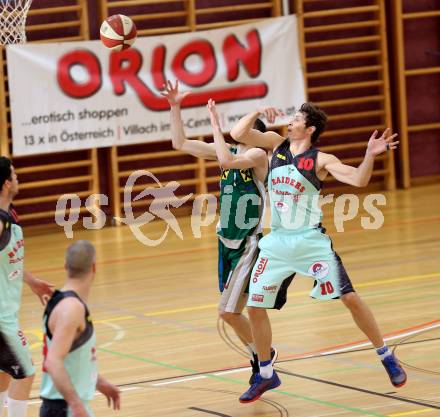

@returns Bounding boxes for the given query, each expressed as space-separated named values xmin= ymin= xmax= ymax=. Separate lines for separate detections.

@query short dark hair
xmin=300 ymin=103 xmax=327 ymax=143
xmin=0 ymin=157 xmax=12 ymax=189
xmin=253 ymin=118 xmax=266 ymax=133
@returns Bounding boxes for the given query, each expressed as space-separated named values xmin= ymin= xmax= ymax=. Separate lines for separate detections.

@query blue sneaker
xmin=382 ymin=353 xmax=407 ymax=387
xmin=249 ymin=347 xmax=278 ymax=385
xmin=240 ymin=371 xmax=281 ymax=403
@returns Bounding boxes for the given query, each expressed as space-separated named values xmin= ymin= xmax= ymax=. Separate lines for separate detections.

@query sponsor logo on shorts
xmin=308 ymin=261 xmax=330 ymax=279
xmin=275 ymin=201 xmax=289 ymax=213
xmin=263 ymin=285 xmax=278 ymax=293
xmin=251 ymin=294 xmax=264 ymax=302
xmin=252 ymin=257 xmax=268 ymax=283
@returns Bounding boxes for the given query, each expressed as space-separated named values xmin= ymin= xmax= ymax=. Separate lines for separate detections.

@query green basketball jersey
xmin=217 ymin=146 xmax=266 ymax=249
xmin=0 ymin=208 xmax=24 ymax=319
xmin=40 ymin=290 xmax=97 ymax=402
xmin=269 ymin=140 xmax=322 ymax=232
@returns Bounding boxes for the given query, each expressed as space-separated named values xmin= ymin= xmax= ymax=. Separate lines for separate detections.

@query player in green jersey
xmin=162 ymin=81 xmax=277 ymax=383
xmin=231 ymin=104 xmax=406 ymax=402
xmin=40 ymin=240 xmax=120 ymax=417
xmin=0 ymin=157 xmax=54 ymax=417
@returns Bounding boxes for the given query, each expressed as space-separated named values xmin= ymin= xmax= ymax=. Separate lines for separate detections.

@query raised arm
xmin=44 ymin=300 xmax=90 ymax=417
xmin=207 ymin=99 xmax=267 ymax=181
xmin=230 ymin=107 xmax=285 ymax=150
xmin=161 ymin=80 xmax=217 ymax=160
xmin=318 ymin=128 xmax=399 ymax=187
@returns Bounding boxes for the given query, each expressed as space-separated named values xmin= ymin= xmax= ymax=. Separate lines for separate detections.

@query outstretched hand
xmin=367 ymin=128 xmax=399 ymax=157
xmin=160 ymin=80 xmax=190 ymax=107
xmin=258 ymin=106 xmax=285 ymax=124
xmin=207 ymin=99 xmax=221 ymax=129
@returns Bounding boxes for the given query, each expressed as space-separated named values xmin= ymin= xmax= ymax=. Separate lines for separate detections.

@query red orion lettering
xmin=272 ymin=177 xmax=305 ymax=193
xmin=57 ymin=29 xmax=267 ymax=110
xmin=223 ymin=30 xmax=262 ymax=81
xmin=252 ymin=257 xmax=268 ymax=283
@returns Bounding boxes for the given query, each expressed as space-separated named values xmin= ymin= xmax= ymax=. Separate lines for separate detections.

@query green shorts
xmin=218 ymin=234 xmax=260 ymax=313
xmin=247 ymin=228 xmax=355 ymax=309
xmin=0 ymin=315 xmax=35 ymax=379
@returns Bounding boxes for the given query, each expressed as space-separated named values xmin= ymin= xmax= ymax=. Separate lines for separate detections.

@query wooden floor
xmin=18 ymin=184 xmax=440 ymax=417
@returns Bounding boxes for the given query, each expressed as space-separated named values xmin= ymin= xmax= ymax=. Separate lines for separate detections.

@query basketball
xmin=100 ymin=14 xmax=137 ymax=51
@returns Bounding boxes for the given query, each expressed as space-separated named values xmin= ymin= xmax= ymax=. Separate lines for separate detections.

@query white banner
xmin=7 ymin=15 xmax=306 ymax=156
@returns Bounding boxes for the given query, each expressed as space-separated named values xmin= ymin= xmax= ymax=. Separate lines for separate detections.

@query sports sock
xmin=259 ymin=359 xmax=273 ymax=379
xmin=376 ymin=344 xmax=392 ymax=360
xmin=7 ymin=398 xmax=28 ymax=417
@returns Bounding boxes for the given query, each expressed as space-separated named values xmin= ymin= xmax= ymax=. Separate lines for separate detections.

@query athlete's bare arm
xmin=96 ymin=375 xmax=120 ymax=411
xmin=23 ymin=271 xmax=54 ymax=305
xmin=207 ymin=99 xmax=268 ymax=182
xmin=230 ymin=107 xmax=285 ymax=151
xmin=162 ymin=80 xmax=217 ymax=160
xmin=317 ymin=128 xmax=398 ymax=187
xmin=44 ymin=299 xmax=89 ymax=417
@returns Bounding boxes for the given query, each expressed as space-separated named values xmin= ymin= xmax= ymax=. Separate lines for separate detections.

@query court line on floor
xmin=29 ymin=211 xmax=440 ymax=275
xmin=281 ymin=320 xmax=440 ymax=360
xmin=97 ymin=332 xmax=440 ymax=415
xmin=25 ymin=286 xmax=439 ymax=353
xmin=27 ymin=386 xmax=141 ymax=406
xmin=188 ymin=406 xmax=231 ymax=417
xmin=388 ymin=410 xmax=434 ymax=416
xmin=98 ymin=323 xmax=439 ymax=389
xmin=28 ymin=317 xmax=132 ymax=351
xmin=31 ymin=245 xmax=218 ymax=274
xmin=136 ymin=271 xmax=440 ymax=317
xmin=144 ymin=271 xmax=440 ymax=316
xmin=97 ymin=347 xmax=386 ymax=417
xmin=108 ymin=335 xmax=440 ymax=391
xmin=98 ymin=321 xmax=125 ymax=349
xmin=275 ymin=368 xmax=440 ymax=411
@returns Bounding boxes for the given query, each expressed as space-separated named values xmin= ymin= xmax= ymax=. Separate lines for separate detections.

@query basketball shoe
xmin=381 ymin=353 xmax=407 ymax=387
xmin=240 ymin=370 xmax=281 ymax=403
